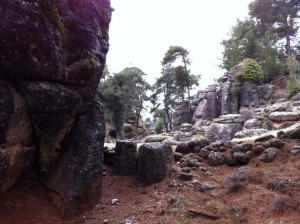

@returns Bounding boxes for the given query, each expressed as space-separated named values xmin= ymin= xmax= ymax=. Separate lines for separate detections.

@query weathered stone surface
xmin=231 ymin=152 xmax=251 ymax=165
xmin=292 ymin=92 xmax=300 ymax=101
xmin=268 ymin=111 xmax=300 ymax=121
xmin=264 ymin=138 xmax=285 ymax=149
xmin=175 ymin=142 xmax=192 ymax=154
xmin=180 ymin=123 xmax=193 ymax=133
xmin=198 ymin=182 xmax=218 ymax=192
xmin=137 ymin=142 xmax=174 ymax=184
xmin=113 ymin=140 xmax=137 ymax=176
xmin=0 ymin=81 xmax=32 ymax=148
xmin=172 ymin=131 xmax=193 ymax=142
xmin=172 ymin=101 xmax=192 ymax=131
xmin=0 ymin=0 xmax=112 ymax=217
xmin=230 ymin=143 xmax=252 ymax=154
xmin=145 ymin=135 xmax=170 ymax=143
xmin=234 ymin=129 xmax=268 ymax=138
xmin=0 ymin=145 xmax=35 ymax=191
xmin=264 ymin=102 xmax=292 ymax=113
xmin=178 ymin=172 xmax=193 ymax=181
xmin=243 ymin=117 xmax=273 ymax=130
xmin=257 ymin=84 xmax=275 ymax=101
xmin=281 ymin=126 xmax=300 ymax=139
xmin=239 ymin=82 xmax=258 ymax=107
xmin=45 ymin=99 xmax=106 ymax=218
xmin=187 ymin=138 xmax=210 ymax=150
xmin=207 ymin=152 xmax=225 ymax=166
xmin=205 ymin=115 xmax=244 ymax=142
xmin=193 ymin=85 xmax=220 ymax=125
xmin=259 ymin=147 xmax=279 ymax=163
xmin=220 ymin=82 xmax=239 ymax=115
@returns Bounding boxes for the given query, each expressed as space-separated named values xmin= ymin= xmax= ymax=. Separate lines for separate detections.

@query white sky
xmin=106 ymin=0 xmax=252 ymax=89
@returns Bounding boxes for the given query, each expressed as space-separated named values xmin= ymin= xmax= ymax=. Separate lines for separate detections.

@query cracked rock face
xmin=0 ymin=0 xmax=111 ymax=217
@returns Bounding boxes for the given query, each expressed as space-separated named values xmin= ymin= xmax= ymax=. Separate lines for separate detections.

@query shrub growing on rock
xmin=236 ymin=58 xmax=264 ymax=84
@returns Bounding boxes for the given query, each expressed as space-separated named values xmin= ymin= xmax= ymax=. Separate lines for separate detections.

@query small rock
xmin=204 ymin=171 xmax=213 ymax=176
xmin=111 ymin=199 xmax=120 ymax=205
xmin=191 ymin=179 xmax=200 ymax=185
xmin=103 ymin=219 xmax=109 ymax=224
xmin=169 ymin=180 xmax=182 ymax=188
xmin=290 ymin=145 xmax=300 ymax=155
xmin=230 ymin=143 xmax=252 ymax=154
xmin=181 ymin=167 xmax=191 ymax=173
xmin=197 ymin=148 xmax=210 ymax=158
xmin=232 ymin=152 xmax=251 ymax=165
xmin=198 ymin=182 xmax=218 ymax=192
xmin=253 ymin=144 xmax=265 ymax=155
xmin=259 ymin=147 xmax=279 ymax=163
xmin=264 ymin=138 xmax=285 ymax=149
xmin=207 ymin=152 xmax=225 ymax=166
xmin=173 ymin=152 xmax=183 ymax=162
xmin=122 ymin=220 xmax=137 ymax=224
xmin=178 ymin=172 xmax=193 ymax=181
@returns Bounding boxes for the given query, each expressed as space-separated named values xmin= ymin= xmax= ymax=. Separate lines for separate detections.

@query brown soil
xmin=1 ymin=139 xmax=300 ymax=224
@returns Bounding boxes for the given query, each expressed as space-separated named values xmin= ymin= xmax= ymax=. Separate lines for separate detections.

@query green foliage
xmin=286 ymin=56 xmax=300 ymax=94
xmin=162 ymin=46 xmax=200 ymax=100
xmin=220 ymin=19 xmax=259 ymax=70
xmin=221 ymin=0 xmax=300 ymax=75
xmin=123 ymin=124 xmax=137 ymax=139
xmin=155 ymin=119 xmax=164 ymax=134
xmin=99 ymin=66 xmax=150 ymax=137
xmin=236 ymin=58 xmax=264 ymax=84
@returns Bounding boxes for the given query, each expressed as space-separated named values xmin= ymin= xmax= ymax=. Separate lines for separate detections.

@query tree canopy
xmin=151 ymin=46 xmax=200 ymax=132
xmin=98 ymin=66 xmax=150 ymax=137
xmin=221 ymin=0 xmax=300 ymax=78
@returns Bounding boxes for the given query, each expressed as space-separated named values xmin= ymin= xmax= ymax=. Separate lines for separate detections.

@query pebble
xmin=111 ymin=199 xmax=120 ymax=205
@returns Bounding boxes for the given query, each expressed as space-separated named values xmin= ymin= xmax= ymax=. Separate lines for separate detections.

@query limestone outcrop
xmin=0 ymin=0 xmax=112 ymax=217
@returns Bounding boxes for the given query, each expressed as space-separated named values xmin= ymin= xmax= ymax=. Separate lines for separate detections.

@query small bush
xmin=155 ymin=119 xmax=164 ymax=134
xmin=269 ymin=195 xmax=300 ymax=214
xmin=226 ymin=181 xmax=246 ymax=194
xmin=236 ymin=58 xmax=264 ymax=84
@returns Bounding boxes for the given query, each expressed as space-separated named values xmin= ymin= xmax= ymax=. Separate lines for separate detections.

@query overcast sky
xmin=106 ymin=0 xmax=253 ymax=89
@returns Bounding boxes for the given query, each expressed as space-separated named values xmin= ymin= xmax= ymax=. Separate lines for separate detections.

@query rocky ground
xmin=0 ymin=138 xmax=299 ymax=224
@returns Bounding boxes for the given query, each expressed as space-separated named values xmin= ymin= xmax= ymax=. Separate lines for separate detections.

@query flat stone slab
xmin=268 ymin=111 xmax=300 ymax=121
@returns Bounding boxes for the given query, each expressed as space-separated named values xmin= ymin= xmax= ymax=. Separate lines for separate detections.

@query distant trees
xmin=98 ymin=66 xmax=150 ymax=137
xmin=220 ymin=0 xmax=300 ymax=79
xmin=151 ymin=46 xmax=200 ymax=132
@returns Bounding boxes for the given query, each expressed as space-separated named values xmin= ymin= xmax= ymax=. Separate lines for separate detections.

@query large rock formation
xmin=0 ymin=0 xmax=111 ymax=217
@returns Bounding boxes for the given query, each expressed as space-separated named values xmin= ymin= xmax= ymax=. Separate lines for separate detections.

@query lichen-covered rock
xmin=231 ymin=152 xmax=251 ymax=165
xmin=268 ymin=111 xmax=300 ymax=121
xmin=259 ymin=147 xmax=279 ymax=163
xmin=113 ymin=140 xmax=137 ymax=176
xmin=137 ymin=142 xmax=174 ymax=184
xmin=193 ymin=85 xmax=220 ymax=126
xmin=230 ymin=143 xmax=252 ymax=154
xmin=145 ymin=134 xmax=170 ymax=143
xmin=243 ymin=117 xmax=273 ymax=130
xmin=257 ymin=84 xmax=275 ymax=101
xmin=187 ymin=138 xmax=210 ymax=150
xmin=175 ymin=142 xmax=192 ymax=154
xmin=234 ymin=129 xmax=268 ymax=138
xmin=172 ymin=101 xmax=192 ymax=131
xmin=205 ymin=114 xmax=244 ymax=141
xmin=239 ymin=82 xmax=258 ymax=107
xmin=264 ymin=102 xmax=292 ymax=113
xmin=207 ymin=152 xmax=225 ymax=166
xmin=264 ymin=138 xmax=285 ymax=149
xmin=0 ymin=0 xmax=112 ymax=217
